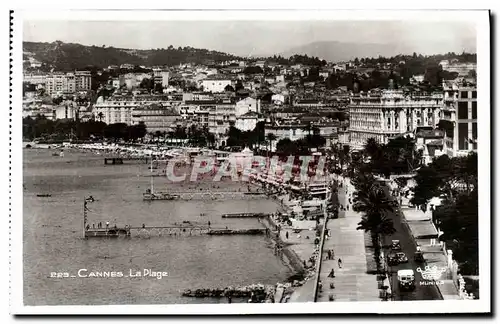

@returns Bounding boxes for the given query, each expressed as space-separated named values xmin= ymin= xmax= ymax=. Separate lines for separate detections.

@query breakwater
xmin=182 ymin=284 xmax=276 ymax=303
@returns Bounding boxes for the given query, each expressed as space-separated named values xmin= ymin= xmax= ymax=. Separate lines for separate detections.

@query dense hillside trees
xmin=23 ymin=41 xmax=244 ymax=71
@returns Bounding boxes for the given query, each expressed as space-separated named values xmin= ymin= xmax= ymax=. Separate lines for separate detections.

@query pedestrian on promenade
xmin=106 ymin=221 xmax=109 ymax=229
xmin=327 ymin=250 xmax=332 ymax=260
xmin=331 ymin=250 xmax=335 ymax=260
xmin=92 ymin=223 xmax=95 ymax=229
xmin=338 ymin=258 xmax=342 ymax=268
xmin=286 ymin=231 xmax=289 ymax=239
xmin=208 ymin=221 xmax=211 ymax=228
xmin=328 ymin=268 xmax=335 ymax=278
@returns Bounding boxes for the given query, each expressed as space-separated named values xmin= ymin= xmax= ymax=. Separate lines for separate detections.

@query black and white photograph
xmin=8 ymin=9 xmax=491 ymax=315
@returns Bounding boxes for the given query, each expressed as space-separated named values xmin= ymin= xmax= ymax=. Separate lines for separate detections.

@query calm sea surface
xmin=23 ymin=149 xmax=291 ymax=305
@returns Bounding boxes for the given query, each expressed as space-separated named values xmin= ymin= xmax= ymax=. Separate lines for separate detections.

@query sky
xmin=23 ymin=20 xmax=477 ymax=57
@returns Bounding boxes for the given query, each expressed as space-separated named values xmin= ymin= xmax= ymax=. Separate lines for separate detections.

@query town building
xmin=235 ymin=111 xmax=260 ymax=132
xmin=201 ymin=76 xmax=233 ymax=93
xmin=93 ymin=94 xmax=177 ymax=125
xmin=120 ymin=63 xmax=135 ymax=70
xmin=348 ymin=89 xmax=443 ymax=150
xmin=235 ymin=97 xmax=260 ymax=114
xmin=75 ymin=71 xmax=92 ymax=91
xmin=439 ymin=60 xmax=477 ymax=77
xmin=23 ymin=73 xmax=48 ymax=85
xmin=131 ymin=103 xmax=180 ymax=133
xmin=54 ymin=104 xmax=78 ymax=120
xmin=414 ymin=127 xmax=446 ymax=165
xmin=153 ymin=68 xmax=170 ymax=87
xmin=441 ymin=80 xmax=477 ymax=157
xmin=45 ymin=73 xmax=76 ymax=96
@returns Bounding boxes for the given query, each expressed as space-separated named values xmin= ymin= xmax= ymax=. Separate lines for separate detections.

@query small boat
xmin=37 ymin=194 xmax=52 ymax=197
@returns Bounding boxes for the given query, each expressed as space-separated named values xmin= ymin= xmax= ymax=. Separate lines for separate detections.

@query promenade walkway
xmin=316 ymin=177 xmax=380 ymax=302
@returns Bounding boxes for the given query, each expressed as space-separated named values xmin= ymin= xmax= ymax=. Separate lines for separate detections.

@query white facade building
xmin=235 ymin=112 xmax=259 ymax=132
xmin=46 ymin=73 xmax=76 ymax=96
xmin=235 ymin=97 xmax=260 ymax=115
xmin=202 ymin=78 xmax=233 ymax=93
xmin=348 ymin=90 xmax=443 ymax=149
xmin=54 ymin=104 xmax=78 ymax=120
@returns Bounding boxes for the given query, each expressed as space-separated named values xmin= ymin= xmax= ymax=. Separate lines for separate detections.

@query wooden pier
xmin=221 ymin=212 xmax=270 ymax=218
xmin=104 ymin=157 xmax=149 ymax=165
xmin=153 ymin=191 xmax=268 ymax=201
xmin=84 ymin=225 xmax=267 ymax=238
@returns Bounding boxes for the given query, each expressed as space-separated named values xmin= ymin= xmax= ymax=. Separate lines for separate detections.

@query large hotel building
xmin=348 ymin=89 xmax=443 ymax=150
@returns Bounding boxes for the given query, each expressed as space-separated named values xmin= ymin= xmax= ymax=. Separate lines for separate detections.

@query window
xmin=458 ymin=123 xmax=468 ymax=150
xmin=461 ymin=91 xmax=468 ymax=99
xmin=472 ymin=91 xmax=477 ymax=98
xmin=472 ymin=101 xmax=477 ymax=119
xmin=458 ymin=102 xmax=469 ymax=119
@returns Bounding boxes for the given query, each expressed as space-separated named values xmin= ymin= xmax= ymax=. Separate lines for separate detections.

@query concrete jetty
xmin=207 ymin=228 xmax=266 ymax=235
xmin=221 ymin=212 xmax=269 ymax=218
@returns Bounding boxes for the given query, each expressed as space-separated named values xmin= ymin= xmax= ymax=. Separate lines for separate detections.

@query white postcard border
xmin=10 ymin=9 xmax=491 ymax=314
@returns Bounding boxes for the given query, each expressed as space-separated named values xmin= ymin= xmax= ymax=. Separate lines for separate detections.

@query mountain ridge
xmin=279 ymin=40 xmax=477 ymax=63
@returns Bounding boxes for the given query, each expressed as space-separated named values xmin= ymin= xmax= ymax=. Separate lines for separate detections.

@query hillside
xmin=23 ymin=41 xmax=245 ymax=71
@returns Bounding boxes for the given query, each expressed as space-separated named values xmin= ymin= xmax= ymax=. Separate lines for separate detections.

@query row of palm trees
xmin=351 ymin=172 xmax=397 ymax=274
xmin=340 ymin=140 xmax=398 ymax=275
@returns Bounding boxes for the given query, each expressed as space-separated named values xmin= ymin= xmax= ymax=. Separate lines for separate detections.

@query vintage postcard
xmin=9 ymin=9 xmax=490 ymax=314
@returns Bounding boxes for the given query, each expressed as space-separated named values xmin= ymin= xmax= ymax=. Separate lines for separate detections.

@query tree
xmin=52 ymin=97 xmax=64 ymax=105
xmin=411 ymin=152 xmax=477 ymax=207
xmin=154 ymin=83 xmax=164 ymax=93
xmin=224 ymin=84 xmax=235 ymax=92
xmin=266 ymin=133 xmax=277 ymax=153
xmin=139 ymin=78 xmax=154 ymax=91
xmin=434 ymin=189 xmax=478 ymax=275
xmin=354 ymin=183 xmax=397 ymax=273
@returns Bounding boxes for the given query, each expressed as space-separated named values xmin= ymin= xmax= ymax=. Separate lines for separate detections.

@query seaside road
xmin=380 ymin=185 xmax=442 ymax=301
xmin=316 ymin=178 xmax=379 ymax=302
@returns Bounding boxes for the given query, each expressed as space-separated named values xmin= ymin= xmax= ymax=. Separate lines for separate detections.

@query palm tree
xmin=266 ymin=133 xmax=277 ymax=153
xmin=354 ymin=184 xmax=397 ymax=273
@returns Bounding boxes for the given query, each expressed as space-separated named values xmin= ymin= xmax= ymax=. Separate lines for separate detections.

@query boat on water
xmin=37 ymin=194 xmax=52 ymax=197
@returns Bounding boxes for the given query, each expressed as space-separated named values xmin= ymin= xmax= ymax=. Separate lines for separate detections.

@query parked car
xmin=391 ymin=240 xmax=402 ymax=251
xmin=414 ymin=251 xmax=425 ymax=263
xmin=387 ymin=252 xmax=408 ymax=265
xmin=387 ymin=253 xmax=400 ymax=266
xmin=396 ymin=252 xmax=409 ymax=263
